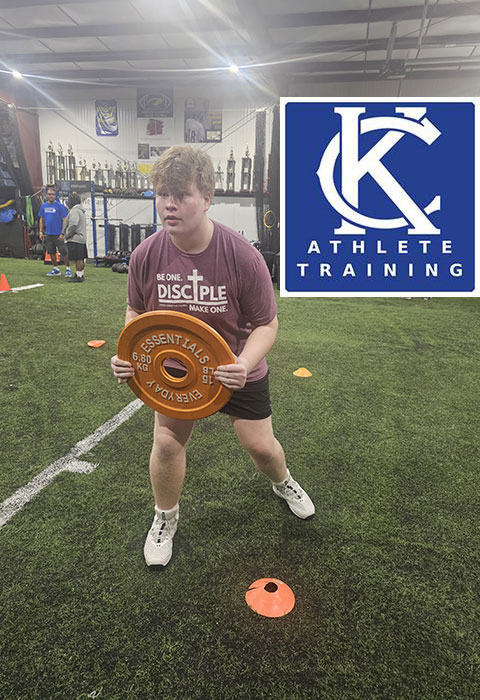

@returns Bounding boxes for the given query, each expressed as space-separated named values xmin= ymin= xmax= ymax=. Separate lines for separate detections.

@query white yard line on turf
xmin=0 ymin=399 xmax=143 ymax=527
xmin=0 ymin=284 xmax=44 ymax=294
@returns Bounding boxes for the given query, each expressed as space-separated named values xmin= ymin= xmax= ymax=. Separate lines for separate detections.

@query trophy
xmin=115 ymin=160 xmax=122 ymax=189
xmin=46 ymin=140 xmax=55 ymax=183
xmin=91 ymin=160 xmax=103 ymax=187
xmin=130 ymin=161 xmax=138 ymax=190
xmin=56 ymin=143 xmax=65 ymax=181
xmin=121 ymin=161 xmax=128 ymax=189
xmin=241 ymin=146 xmax=252 ymax=192
xmin=108 ymin=163 xmax=115 ymax=189
xmin=67 ymin=144 xmax=76 ymax=180
xmin=140 ymin=171 xmax=149 ymax=190
xmin=226 ymin=148 xmax=236 ymax=192
xmin=75 ymin=156 xmax=82 ymax=180
xmin=96 ymin=161 xmax=104 ymax=188
xmin=103 ymin=161 xmax=110 ymax=189
xmin=215 ymin=161 xmax=224 ymax=191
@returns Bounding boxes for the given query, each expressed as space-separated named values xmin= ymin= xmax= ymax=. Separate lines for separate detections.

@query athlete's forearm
xmin=125 ymin=304 xmax=143 ymax=326
xmin=237 ymin=316 xmax=278 ymax=374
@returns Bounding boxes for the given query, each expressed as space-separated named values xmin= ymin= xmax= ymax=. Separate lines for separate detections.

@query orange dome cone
xmin=246 ymin=578 xmax=295 ymax=618
xmin=293 ymin=367 xmax=312 ymax=377
xmin=87 ymin=340 xmax=106 ymax=348
xmin=0 ymin=274 xmax=11 ymax=292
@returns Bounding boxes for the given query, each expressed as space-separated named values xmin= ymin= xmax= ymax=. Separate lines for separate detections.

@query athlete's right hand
xmin=39 ymin=232 xmax=44 ymax=241
xmin=111 ymin=354 xmax=135 ymax=384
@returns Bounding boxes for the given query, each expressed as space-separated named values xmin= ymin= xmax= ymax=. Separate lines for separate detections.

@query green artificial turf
xmin=1 ymin=258 xmax=479 ymax=699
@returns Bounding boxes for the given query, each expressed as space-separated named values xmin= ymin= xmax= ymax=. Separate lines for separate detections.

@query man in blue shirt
xmin=38 ymin=186 xmax=72 ymax=277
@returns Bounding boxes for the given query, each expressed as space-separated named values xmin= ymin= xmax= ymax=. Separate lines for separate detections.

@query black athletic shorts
xmin=166 ymin=367 xmax=272 ymax=421
xmin=45 ymin=234 xmax=68 ymax=258
xmin=219 ymin=371 xmax=271 ymax=420
xmin=66 ymin=241 xmax=88 ymax=261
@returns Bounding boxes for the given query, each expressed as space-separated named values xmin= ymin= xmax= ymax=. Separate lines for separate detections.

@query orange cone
xmin=45 ymin=251 xmax=60 ymax=263
xmin=246 ymin=578 xmax=295 ymax=618
xmin=87 ymin=340 xmax=106 ymax=348
xmin=0 ymin=274 xmax=11 ymax=291
xmin=293 ymin=367 xmax=312 ymax=377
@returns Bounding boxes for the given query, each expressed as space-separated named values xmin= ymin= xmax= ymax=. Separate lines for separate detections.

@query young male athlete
xmin=111 ymin=146 xmax=314 ymax=567
xmin=38 ymin=186 xmax=72 ymax=278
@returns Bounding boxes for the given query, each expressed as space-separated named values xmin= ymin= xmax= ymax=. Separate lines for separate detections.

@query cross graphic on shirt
xmin=187 ymin=269 xmax=204 ymax=302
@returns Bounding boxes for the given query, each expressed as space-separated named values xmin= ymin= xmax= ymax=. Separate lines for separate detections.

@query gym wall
xmin=37 ymin=85 xmax=272 ymax=254
xmin=38 ymin=86 xmax=262 ymax=182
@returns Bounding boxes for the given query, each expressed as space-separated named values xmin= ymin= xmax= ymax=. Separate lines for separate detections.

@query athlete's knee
xmin=152 ymin=432 xmax=185 ymax=463
xmin=243 ymin=436 xmax=278 ymax=464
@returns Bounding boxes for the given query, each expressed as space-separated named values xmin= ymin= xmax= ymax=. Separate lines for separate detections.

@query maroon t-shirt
xmin=127 ymin=220 xmax=277 ymax=381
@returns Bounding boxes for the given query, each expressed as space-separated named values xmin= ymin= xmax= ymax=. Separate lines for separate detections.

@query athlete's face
xmin=46 ymin=189 xmax=56 ymax=203
xmin=156 ymin=183 xmax=211 ymax=237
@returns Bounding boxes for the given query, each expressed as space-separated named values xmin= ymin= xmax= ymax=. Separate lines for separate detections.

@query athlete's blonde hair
xmin=149 ymin=145 xmax=215 ymax=198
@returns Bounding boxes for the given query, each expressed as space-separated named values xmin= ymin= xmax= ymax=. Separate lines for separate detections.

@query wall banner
xmin=184 ymin=97 xmax=222 ymax=143
xmin=137 ymin=88 xmax=174 ymax=118
xmin=95 ymin=100 xmax=118 ymax=136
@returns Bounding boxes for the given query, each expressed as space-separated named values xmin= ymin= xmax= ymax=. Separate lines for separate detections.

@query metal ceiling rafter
xmin=363 ymin=0 xmax=373 ymax=73
xmin=1 ymin=3 xmax=480 ymax=40
xmin=0 ymin=18 xmax=229 ymax=39
xmin=0 ymin=0 xmax=95 ymax=7
xmin=2 ymin=48 xmax=251 ymax=66
xmin=291 ymin=67 xmax=480 ymax=82
xmin=30 ymin=56 xmax=480 ymax=81
xmin=417 ymin=0 xmax=430 ymax=50
xmin=5 ymin=32 xmax=480 ymax=68
xmin=267 ymin=3 xmax=480 ymax=27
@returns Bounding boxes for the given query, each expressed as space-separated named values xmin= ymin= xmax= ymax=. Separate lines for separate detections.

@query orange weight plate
xmin=117 ymin=311 xmax=235 ymax=419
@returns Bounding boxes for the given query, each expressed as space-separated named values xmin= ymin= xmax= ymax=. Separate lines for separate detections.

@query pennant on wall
xmin=137 ymin=88 xmax=174 ymax=118
xmin=95 ymin=100 xmax=118 ymax=136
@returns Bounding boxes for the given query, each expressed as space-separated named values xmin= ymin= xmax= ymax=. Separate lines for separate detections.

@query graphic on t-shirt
xmin=156 ymin=268 xmax=229 ymax=314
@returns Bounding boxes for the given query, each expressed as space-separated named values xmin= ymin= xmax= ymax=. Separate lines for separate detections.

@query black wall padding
xmin=261 ymin=250 xmax=275 ymax=277
xmin=107 ymin=223 xmax=116 ymax=251
xmin=119 ymin=223 xmax=129 ymax=251
xmin=145 ymin=225 xmax=155 ymax=238
xmin=131 ymin=224 xmax=141 ymax=249
xmin=0 ymin=218 xmax=25 ymax=257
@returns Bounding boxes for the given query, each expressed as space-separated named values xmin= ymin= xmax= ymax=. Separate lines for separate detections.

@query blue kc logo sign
xmin=281 ymin=99 xmax=478 ymax=296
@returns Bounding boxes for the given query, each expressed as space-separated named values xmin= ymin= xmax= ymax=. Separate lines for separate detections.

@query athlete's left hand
xmin=214 ymin=356 xmax=248 ymax=390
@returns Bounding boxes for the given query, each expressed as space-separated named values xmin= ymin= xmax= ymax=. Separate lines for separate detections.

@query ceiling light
xmin=12 ymin=70 xmax=23 ymax=79
xmin=229 ymin=64 xmax=239 ymax=74
xmin=7 ymin=103 xmax=14 ymax=108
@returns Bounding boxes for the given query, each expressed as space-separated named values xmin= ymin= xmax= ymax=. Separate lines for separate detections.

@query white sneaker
xmin=144 ymin=506 xmax=178 ymax=566
xmin=272 ymin=471 xmax=315 ymax=519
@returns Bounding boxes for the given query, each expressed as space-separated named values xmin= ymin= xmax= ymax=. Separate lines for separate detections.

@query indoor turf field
xmin=1 ymin=257 xmax=479 ymax=700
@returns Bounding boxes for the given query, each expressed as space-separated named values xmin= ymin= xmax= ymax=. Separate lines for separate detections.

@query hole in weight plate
xmin=162 ymin=358 xmax=188 ymax=379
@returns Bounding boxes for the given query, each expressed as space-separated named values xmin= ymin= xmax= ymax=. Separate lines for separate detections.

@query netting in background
xmin=254 ymin=109 xmax=266 ymax=249
xmin=266 ymin=104 xmax=280 ymax=254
